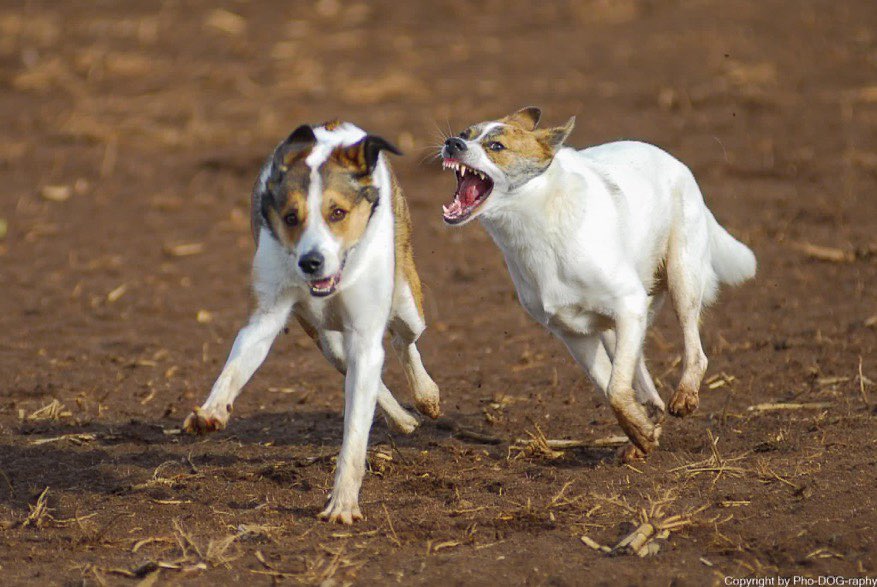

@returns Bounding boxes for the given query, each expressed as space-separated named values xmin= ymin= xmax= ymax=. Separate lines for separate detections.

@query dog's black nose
xmin=444 ymin=137 xmax=467 ymax=156
xmin=298 ymin=251 xmax=324 ymax=275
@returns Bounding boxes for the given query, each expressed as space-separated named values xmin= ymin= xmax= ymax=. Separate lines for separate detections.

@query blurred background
xmin=0 ymin=1 xmax=875 ymax=584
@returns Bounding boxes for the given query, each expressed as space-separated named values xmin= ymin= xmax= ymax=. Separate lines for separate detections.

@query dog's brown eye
xmin=284 ymin=211 xmax=299 ymax=226
xmin=329 ymin=208 xmax=347 ymax=222
xmin=487 ymin=141 xmax=505 ymax=151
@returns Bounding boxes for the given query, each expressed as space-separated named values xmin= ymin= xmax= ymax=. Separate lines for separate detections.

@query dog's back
xmin=570 ymin=140 xmax=755 ymax=297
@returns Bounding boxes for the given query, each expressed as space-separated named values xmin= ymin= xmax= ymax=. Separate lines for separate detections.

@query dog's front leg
xmin=555 ymin=331 xmax=611 ymax=396
xmin=319 ymin=331 xmax=384 ymax=524
xmin=183 ymin=299 xmax=292 ymax=434
xmin=607 ymin=298 xmax=661 ymax=455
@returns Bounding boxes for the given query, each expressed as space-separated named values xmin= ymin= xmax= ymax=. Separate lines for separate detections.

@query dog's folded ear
xmin=504 ymin=107 xmax=542 ymax=131
xmin=275 ymin=124 xmax=317 ymax=169
xmin=333 ymin=135 xmax=402 ymax=175
xmin=537 ymin=116 xmax=575 ymax=151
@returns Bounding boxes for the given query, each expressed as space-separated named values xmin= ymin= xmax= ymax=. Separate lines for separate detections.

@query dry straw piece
xmin=792 ymin=243 xmax=856 ymax=263
xmin=40 ymin=184 xmax=72 ymax=202
xmin=163 ymin=243 xmax=204 ymax=257
xmin=25 ymin=399 xmax=71 ymax=421
xmin=747 ymin=402 xmax=832 ymax=412
xmin=581 ymin=495 xmax=703 ymax=558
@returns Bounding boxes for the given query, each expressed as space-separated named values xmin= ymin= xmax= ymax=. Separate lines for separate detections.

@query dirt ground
xmin=1 ymin=1 xmax=876 ymax=585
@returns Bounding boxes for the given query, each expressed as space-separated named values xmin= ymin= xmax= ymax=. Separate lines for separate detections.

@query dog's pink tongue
xmin=459 ymin=176 xmax=481 ymax=206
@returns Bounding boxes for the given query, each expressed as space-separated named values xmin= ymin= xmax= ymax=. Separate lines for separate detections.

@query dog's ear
xmin=504 ymin=107 xmax=542 ymax=131
xmin=275 ymin=125 xmax=316 ymax=169
xmin=537 ymin=116 xmax=575 ymax=151
xmin=333 ymin=135 xmax=402 ymax=175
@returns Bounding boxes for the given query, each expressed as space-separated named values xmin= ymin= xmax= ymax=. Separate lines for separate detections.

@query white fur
xmin=451 ymin=138 xmax=755 ymax=451
xmin=190 ymin=123 xmax=437 ymax=524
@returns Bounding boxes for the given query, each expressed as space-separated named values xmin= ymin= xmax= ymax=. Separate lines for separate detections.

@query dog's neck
xmin=479 ymin=153 xmax=566 ymax=244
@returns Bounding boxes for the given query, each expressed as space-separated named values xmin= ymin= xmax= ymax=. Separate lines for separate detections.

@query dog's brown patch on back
xmin=390 ymin=167 xmax=424 ymax=318
xmin=321 ymin=119 xmax=343 ymax=131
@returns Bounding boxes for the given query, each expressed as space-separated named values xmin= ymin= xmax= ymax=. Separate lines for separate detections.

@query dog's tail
xmin=708 ymin=213 xmax=756 ymax=286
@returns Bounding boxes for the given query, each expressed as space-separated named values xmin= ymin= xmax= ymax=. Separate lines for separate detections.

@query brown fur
xmin=483 ymin=124 xmax=555 ymax=168
xmin=389 ymin=166 xmax=424 ymax=319
xmin=502 ymin=106 xmax=541 ymax=131
xmin=266 ymin=189 xmax=308 ymax=249
xmin=649 ymin=262 xmax=669 ymax=296
xmin=320 ymin=157 xmax=375 ymax=249
xmin=330 ymin=142 xmax=370 ymax=174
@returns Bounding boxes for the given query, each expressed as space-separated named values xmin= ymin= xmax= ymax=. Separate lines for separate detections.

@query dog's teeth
xmin=461 ymin=166 xmax=467 ymax=177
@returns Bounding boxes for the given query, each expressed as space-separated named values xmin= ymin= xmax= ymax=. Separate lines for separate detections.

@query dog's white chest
xmin=510 ymin=254 xmax=607 ymax=334
xmin=487 ymin=218 xmax=606 ymax=336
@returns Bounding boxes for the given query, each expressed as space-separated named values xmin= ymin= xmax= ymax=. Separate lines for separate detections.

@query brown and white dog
xmin=440 ymin=108 xmax=755 ymax=459
xmin=183 ymin=121 xmax=441 ymax=523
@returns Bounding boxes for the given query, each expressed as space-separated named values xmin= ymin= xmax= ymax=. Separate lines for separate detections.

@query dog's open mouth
xmin=307 ymin=261 xmax=345 ymax=297
xmin=442 ymin=159 xmax=494 ymax=224
xmin=307 ymin=272 xmax=340 ymax=297
xmin=308 ymin=271 xmax=341 ymax=297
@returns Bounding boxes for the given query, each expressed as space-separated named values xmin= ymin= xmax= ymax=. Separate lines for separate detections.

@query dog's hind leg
xmin=666 ymin=230 xmax=710 ymax=418
xmin=389 ymin=273 xmax=441 ymax=420
xmin=313 ymin=327 xmax=419 ymax=435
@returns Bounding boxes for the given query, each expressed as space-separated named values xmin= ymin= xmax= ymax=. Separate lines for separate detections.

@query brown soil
xmin=1 ymin=1 xmax=875 ymax=585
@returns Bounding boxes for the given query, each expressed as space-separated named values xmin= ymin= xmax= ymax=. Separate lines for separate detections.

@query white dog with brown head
xmin=441 ymin=107 xmax=755 ymax=460
xmin=184 ymin=121 xmax=441 ymax=523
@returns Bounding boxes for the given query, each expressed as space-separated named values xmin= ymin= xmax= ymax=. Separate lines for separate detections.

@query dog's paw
xmin=385 ymin=410 xmax=419 ymax=435
xmin=318 ymin=494 xmax=363 ymax=525
xmin=611 ymin=396 xmax=661 ymax=455
xmin=645 ymin=399 xmax=666 ymax=426
xmin=414 ymin=397 xmax=441 ymax=420
xmin=668 ymin=386 xmax=699 ymax=418
xmin=182 ymin=406 xmax=227 ymax=435
xmin=617 ymin=443 xmax=647 ymax=464
xmin=412 ymin=380 xmax=441 ymax=420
